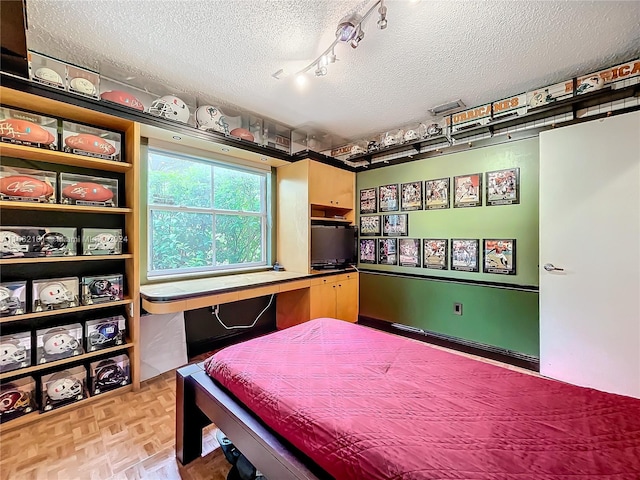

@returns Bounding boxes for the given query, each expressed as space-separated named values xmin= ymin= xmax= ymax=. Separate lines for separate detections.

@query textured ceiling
xmin=25 ymin=0 xmax=640 ymax=143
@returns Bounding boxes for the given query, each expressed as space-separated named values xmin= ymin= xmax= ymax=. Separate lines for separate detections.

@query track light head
xmin=336 ymin=13 xmax=363 ymax=42
xmin=315 ymin=65 xmax=327 ymax=77
xmin=350 ymin=29 xmax=365 ymax=49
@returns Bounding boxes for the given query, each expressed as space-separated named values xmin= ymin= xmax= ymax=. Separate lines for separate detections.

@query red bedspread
xmin=205 ymin=318 xmax=640 ymax=479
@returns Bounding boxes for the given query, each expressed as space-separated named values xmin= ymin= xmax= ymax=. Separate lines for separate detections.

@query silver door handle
xmin=544 ymin=263 xmax=564 ymax=272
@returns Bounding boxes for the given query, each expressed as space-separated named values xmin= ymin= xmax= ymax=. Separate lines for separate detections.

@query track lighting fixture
xmin=273 ymin=0 xmax=388 ymax=80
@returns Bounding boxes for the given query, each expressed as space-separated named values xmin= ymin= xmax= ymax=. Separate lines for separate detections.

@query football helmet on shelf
xmin=0 ymin=390 xmax=31 ymax=413
xmin=42 ymin=328 xmax=80 ymax=355
xmin=0 ymin=338 xmax=27 ymax=366
xmin=148 ymin=95 xmax=190 ymax=123
xmin=38 ymin=282 xmax=74 ymax=306
xmin=89 ymin=322 xmax=121 ymax=347
xmin=0 ymin=231 xmax=27 ymax=255
xmin=95 ymin=360 xmax=128 ymax=390
xmin=41 ymin=232 xmax=69 ymax=253
xmin=46 ymin=373 xmax=83 ymax=401
xmin=195 ymin=105 xmax=229 ymax=134
xmin=87 ymin=233 xmax=118 ymax=253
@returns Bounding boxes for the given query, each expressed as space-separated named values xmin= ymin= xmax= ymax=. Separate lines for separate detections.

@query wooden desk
xmin=140 ymin=269 xmax=359 ymax=328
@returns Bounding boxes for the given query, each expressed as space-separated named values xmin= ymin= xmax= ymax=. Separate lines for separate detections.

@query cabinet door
xmin=335 ymin=274 xmax=358 ymax=323
xmin=308 ymin=161 xmax=354 ymax=208
xmin=310 ymin=279 xmax=337 ymax=320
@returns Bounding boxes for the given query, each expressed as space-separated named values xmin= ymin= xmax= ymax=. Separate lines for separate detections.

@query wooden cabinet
xmin=277 ymin=159 xmax=355 ymax=274
xmin=308 ymin=161 xmax=354 ymax=209
xmin=310 ymin=272 xmax=359 ymax=323
xmin=0 ymin=86 xmax=140 ymax=430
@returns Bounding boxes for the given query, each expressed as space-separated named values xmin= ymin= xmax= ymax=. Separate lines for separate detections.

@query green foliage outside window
xmin=148 ymin=150 xmax=266 ymax=275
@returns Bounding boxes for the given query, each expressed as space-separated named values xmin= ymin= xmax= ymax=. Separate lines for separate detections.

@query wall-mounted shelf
xmin=0 ymin=254 xmax=133 ymax=265
xmin=0 ymin=144 xmax=132 ymax=172
xmin=0 ymin=341 xmax=134 ymax=381
xmin=0 ymin=201 xmax=132 ymax=214
xmin=345 ymin=135 xmax=450 ymax=164
xmin=0 ymin=299 xmax=132 ymax=323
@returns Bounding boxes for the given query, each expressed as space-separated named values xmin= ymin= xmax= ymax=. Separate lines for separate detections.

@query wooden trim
xmin=0 ymin=299 xmax=133 ymax=323
xmin=0 ymin=144 xmax=132 ymax=172
xmin=0 ymin=342 xmax=134 ymax=381
xmin=0 ymin=254 xmax=133 ymax=265
xmin=0 ymin=201 xmax=132 ymax=214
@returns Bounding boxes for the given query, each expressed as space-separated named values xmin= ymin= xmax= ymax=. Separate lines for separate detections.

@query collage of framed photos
xmin=358 ymin=167 xmax=520 ymax=275
xmin=360 ymin=237 xmax=516 ymax=275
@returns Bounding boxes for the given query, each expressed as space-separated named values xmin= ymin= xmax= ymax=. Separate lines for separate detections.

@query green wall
xmin=356 ymin=138 xmax=540 ymax=356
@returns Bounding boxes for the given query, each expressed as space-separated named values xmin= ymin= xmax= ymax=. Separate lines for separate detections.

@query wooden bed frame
xmin=175 ymin=363 xmax=331 ymax=479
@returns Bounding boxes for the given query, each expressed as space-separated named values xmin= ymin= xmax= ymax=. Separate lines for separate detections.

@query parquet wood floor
xmin=0 ymin=369 xmax=231 ymax=480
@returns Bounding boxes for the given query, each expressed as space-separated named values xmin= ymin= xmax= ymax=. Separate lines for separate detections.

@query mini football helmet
xmin=350 ymin=145 xmax=366 ymax=156
xmin=0 ymin=231 xmax=27 ymax=255
xmin=148 ymin=95 xmax=190 ymax=123
xmin=69 ymin=77 xmax=97 ymax=95
xmin=576 ymin=76 xmax=605 ymax=95
xmin=34 ymin=67 xmax=64 ymax=86
xmin=40 ymin=232 xmax=68 ymax=253
xmin=89 ymin=322 xmax=121 ymax=347
xmin=195 ymin=105 xmax=229 ymax=134
xmin=367 ymin=140 xmax=379 ymax=152
xmin=87 ymin=233 xmax=118 ymax=253
xmin=382 ymin=134 xmax=398 ymax=147
xmin=89 ymin=279 xmax=112 ymax=296
xmin=42 ymin=328 xmax=80 ymax=355
xmin=0 ymin=287 xmax=21 ymax=315
xmin=38 ymin=282 xmax=74 ymax=305
xmin=404 ymin=130 xmax=418 ymax=142
xmin=46 ymin=373 xmax=83 ymax=401
xmin=0 ymin=390 xmax=31 ymax=413
xmin=0 ymin=339 xmax=27 ymax=366
xmin=95 ymin=360 xmax=127 ymax=390
xmin=426 ymin=123 xmax=442 ymax=136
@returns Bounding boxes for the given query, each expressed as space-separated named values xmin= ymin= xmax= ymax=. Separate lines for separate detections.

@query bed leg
xmin=176 ymin=364 xmax=211 ymax=465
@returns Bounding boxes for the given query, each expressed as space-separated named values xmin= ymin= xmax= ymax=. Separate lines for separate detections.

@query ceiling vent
xmin=429 ymin=99 xmax=466 ymax=117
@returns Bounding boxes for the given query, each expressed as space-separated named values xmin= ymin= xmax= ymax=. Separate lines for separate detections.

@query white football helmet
xmin=42 ymin=329 xmax=80 ymax=355
xmin=148 ymin=95 xmax=190 ymax=123
xmin=195 ymin=105 xmax=229 ymax=134
xmin=46 ymin=375 xmax=82 ymax=401
xmin=88 ymin=233 xmax=118 ymax=252
xmin=382 ymin=134 xmax=398 ymax=147
xmin=38 ymin=282 xmax=74 ymax=305
xmin=0 ymin=231 xmax=26 ymax=254
xmin=404 ymin=130 xmax=418 ymax=142
xmin=0 ymin=339 xmax=27 ymax=365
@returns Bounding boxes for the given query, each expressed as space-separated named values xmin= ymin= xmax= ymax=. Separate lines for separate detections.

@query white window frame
xmin=147 ymin=147 xmax=268 ymax=278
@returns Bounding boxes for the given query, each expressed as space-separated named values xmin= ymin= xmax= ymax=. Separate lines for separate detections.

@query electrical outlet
xmin=211 ymin=305 xmax=219 ymax=315
xmin=453 ymin=303 xmax=463 ymax=316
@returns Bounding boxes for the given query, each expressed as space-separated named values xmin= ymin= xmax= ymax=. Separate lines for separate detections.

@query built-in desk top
xmin=140 ymin=270 xmax=312 ymax=302
xmin=139 ymin=269 xmax=356 ymax=315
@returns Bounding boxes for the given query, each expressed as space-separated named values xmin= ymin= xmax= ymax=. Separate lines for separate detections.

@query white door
xmin=539 ymin=111 xmax=640 ymax=399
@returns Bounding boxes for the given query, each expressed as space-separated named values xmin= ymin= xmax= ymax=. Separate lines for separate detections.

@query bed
xmin=176 ymin=317 xmax=640 ymax=479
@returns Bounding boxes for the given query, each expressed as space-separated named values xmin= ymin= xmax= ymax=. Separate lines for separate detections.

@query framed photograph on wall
xmin=453 ymin=173 xmax=482 ymax=208
xmin=359 ymin=187 xmax=378 ymax=214
xmin=379 ymin=184 xmax=399 ymax=212
xmin=401 ymin=181 xmax=423 ymax=211
xmin=450 ymin=239 xmax=480 ymax=272
xmin=378 ymin=238 xmax=397 ymax=265
xmin=359 ymin=239 xmax=377 ymax=264
xmin=483 ymin=239 xmax=516 ymax=275
xmin=424 ymin=177 xmax=450 ymax=210
xmin=399 ymin=238 xmax=421 ymax=267
xmin=359 ymin=215 xmax=381 ymax=236
xmin=486 ymin=168 xmax=520 ymax=206
xmin=423 ymin=239 xmax=448 ymax=270
xmin=382 ymin=214 xmax=408 ymax=236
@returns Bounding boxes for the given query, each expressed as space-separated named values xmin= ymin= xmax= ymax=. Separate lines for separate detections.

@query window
xmin=147 ymin=148 xmax=268 ymax=277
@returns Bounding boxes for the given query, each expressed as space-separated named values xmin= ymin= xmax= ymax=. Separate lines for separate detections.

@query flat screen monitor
xmin=311 ymin=225 xmax=356 ymax=269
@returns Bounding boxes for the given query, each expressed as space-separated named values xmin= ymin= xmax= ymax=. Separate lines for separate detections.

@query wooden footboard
xmin=175 ymin=363 xmax=328 ymax=480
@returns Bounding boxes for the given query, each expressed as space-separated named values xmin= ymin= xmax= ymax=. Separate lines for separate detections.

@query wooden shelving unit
xmin=0 ymin=86 xmax=141 ymax=432
xmin=0 ymin=254 xmax=133 ymax=265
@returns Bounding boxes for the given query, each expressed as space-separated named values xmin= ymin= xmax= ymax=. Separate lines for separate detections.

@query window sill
xmin=143 ymin=265 xmax=273 ymax=285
